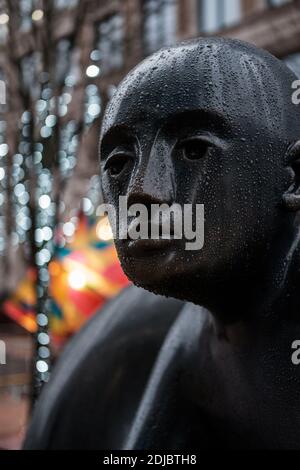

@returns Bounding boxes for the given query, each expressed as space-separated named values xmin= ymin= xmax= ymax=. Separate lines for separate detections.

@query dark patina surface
xmin=25 ymin=38 xmax=300 ymax=449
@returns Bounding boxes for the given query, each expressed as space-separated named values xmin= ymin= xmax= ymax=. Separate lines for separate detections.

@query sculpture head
xmin=100 ymin=38 xmax=300 ymax=319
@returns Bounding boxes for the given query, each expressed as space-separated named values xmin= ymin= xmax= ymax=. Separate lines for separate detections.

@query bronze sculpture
xmin=25 ymin=38 xmax=300 ymax=449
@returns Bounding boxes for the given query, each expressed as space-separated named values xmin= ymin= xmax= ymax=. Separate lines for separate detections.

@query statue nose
xmin=127 ymin=155 xmax=175 ymax=207
xmin=128 ymin=139 xmax=175 ymax=206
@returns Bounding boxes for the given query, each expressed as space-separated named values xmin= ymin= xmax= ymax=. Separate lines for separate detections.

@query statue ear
xmin=283 ymin=141 xmax=300 ymax=211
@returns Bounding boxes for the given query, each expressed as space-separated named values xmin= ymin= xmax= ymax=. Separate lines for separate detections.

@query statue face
xmin=100 ymin=39 xmax=299 ymax=308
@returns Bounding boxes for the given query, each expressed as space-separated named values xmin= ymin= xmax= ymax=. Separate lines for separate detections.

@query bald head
xmin=100 ymin=38 xmax=300 ymax=311
xmin=102 ymin=38 xmax=300 ymax=145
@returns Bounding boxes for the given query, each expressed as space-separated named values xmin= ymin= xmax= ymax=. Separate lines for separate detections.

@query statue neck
xmin=213 ymin=224 xmax=300 ymax=344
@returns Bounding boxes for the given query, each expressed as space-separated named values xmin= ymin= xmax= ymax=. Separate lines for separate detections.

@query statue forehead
xmin=103 ymin=42 xmax=237 ymax=131
xmin=101 ymin=39 xmax=297 ymax=140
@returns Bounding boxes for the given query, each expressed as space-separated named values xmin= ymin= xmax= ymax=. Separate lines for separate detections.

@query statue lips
xmin=124 ymin=217 xmax=181 ymax=256
xmin=126 ymin=237 xmax=176 ymax=257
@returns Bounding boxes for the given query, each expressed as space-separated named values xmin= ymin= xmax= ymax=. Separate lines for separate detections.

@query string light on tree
xmin=32 ymin=9 xmax=44 ymax=22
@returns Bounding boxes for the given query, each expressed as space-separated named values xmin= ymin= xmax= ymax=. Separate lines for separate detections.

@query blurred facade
xmin=0 ymin=0 xmax=299 ymax=291
xmin=0 ymin=0 xmax=300 ymax=449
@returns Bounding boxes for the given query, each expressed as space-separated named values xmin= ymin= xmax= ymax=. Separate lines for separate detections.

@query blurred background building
xmin=0 ymin=0 xmax=299 ymax=449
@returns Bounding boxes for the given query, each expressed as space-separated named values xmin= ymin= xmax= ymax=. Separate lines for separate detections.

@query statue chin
xmin=121 ymin=260 xmax=203 ymax=305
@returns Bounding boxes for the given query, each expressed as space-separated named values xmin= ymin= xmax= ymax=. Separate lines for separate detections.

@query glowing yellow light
xmin=0 ymin=13 xmax=9 ymax=25
xmin=68 ymin=270 xmax=86 ymax=290
xmin=96 ymin=218 xmax=113 ymax=241
xmin=48 ymin=261 xmax=60 ymax=277
xmin=32 ymin=9 xmax=44 ymax=21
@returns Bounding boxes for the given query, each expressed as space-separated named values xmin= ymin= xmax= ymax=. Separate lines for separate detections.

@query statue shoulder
xmin=24 ymin=286 xmax=183 ymax=449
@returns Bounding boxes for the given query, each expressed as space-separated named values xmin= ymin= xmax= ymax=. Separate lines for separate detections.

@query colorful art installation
xmin=2 ymin=214 xmax=130 ymax=344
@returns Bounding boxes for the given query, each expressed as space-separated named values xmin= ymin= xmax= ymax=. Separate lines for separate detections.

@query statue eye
xmin=178 ymin=137 xmax=211 ymax=161
xmin=104 ymin=152 xmax=133 ymax=177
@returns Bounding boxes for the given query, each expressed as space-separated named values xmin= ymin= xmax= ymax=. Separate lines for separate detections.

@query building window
xmin=143 ymin=0 xmax=178 ymax=56
xmin=0 ymin=68 xmax=6 ymax=107
xmin=267 ymin=0 xmax=292 ymax=6
xmin=284 ymin=53 xmax=300 ymax=78
xmin=21 ymin=53 xmax=42 ymax=98
xmin=94 ymin=14 xmax=124 ymax=75
xmin=19 ymin=0 xmax=33 ymax=31
xmin=0 ymin=1 xmax=8 ymax=43
xmin=198 ymin=0 xmax=241 ymax=33
xmin=55 ymin=39 xmax=81 ymax=86
xmin=54 ymin=0 xmax=78 ymax=9
xmin=0 ymin=23 xmax=8 ymax=44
